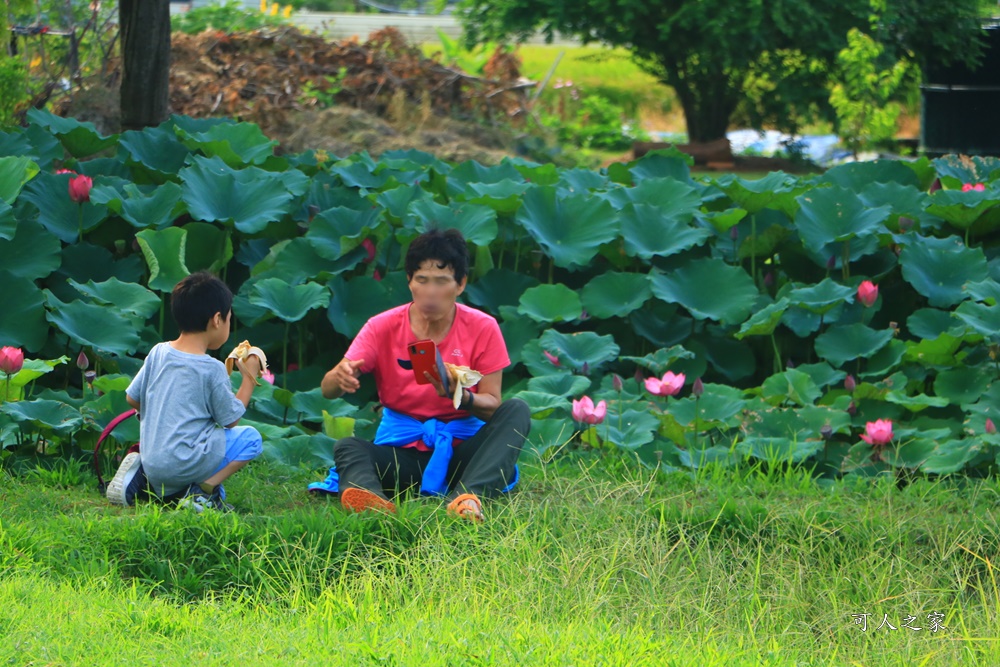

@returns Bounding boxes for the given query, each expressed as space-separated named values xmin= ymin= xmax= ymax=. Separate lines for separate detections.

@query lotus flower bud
xmin=857 ymin=281 xmax=878 ymax=308
xmin=0 ymin=346 xmax=24 ymax=375
xmin=68 ymin=174 xmax=92 ymax=203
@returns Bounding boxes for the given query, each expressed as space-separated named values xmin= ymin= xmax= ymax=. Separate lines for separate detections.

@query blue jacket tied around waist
xmin=309 ymin=407 xmax=520 ymax=496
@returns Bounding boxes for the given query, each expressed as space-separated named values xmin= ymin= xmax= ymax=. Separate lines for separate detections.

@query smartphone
xmin=408 ymin=340 xmax=450 ymax=395
xmin=408 ymin=340 xmax=437 ymax=384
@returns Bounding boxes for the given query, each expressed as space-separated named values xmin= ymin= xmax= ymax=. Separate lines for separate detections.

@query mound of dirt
xmin=57 ymin=25 xmax=537 ymax=163
xmin=284 ymin=103 xmax=529 ymax=163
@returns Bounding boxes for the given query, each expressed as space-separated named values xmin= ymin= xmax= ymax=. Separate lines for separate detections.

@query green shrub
xmin=0 ymin=57 xmax=29 ymax=127
xmin=171 ymin=0 xmax=290 ymax=35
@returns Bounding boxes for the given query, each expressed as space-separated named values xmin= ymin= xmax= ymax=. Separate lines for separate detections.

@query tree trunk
xmin=119 ymin=0 xmax=171 ymax=131
xmin=674 ymin=79 xmax=738 ymax=144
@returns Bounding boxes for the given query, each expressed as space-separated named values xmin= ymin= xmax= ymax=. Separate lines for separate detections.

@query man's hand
xmin=424 ymin=371 xmax=450 ymax=399
xmin=322 ymin=358 xmax=365 ymax=398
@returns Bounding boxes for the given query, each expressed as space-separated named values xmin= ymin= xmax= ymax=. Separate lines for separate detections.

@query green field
xmin=425 ymin=43 xmax=682 ymax=134
xmin=3 ymin=455 xmax=999 ymax=665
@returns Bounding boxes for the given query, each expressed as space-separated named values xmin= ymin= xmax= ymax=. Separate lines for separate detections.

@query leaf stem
xmin=770 ymin=333 xmax=782 ymax=374
xmin=283 ymin=321 xmax=290 ymax=390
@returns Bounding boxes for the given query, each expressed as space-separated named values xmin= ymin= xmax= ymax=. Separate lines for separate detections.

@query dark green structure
xmin=921 ymin=23 xmax=1000 ymax=157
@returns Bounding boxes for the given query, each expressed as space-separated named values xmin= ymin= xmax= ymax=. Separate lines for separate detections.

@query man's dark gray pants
xmin=333 ymin=398 xmax=530 ymax=502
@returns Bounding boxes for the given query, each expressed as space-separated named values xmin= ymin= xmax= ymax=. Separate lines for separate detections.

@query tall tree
xmin=119 ymin=0 xmax=171 ymax=131
xmin=458 ymin=0 xmax=987 ymax=143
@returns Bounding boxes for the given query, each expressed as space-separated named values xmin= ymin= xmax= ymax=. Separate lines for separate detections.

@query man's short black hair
xmin=405 ymin=228 xmax=468 ymax=283
xmin=170 ymin=271 xmax=233 ymax=333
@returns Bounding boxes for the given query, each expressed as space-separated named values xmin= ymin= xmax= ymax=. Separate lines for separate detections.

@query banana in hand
xmin=225 ymin=340 xmax=268 ymax=386
xmin=445 ymin=363 xmax=483 ymax=410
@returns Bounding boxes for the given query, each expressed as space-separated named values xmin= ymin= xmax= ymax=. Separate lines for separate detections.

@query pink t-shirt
xmin=346 ymin=302 xmax=510 ymax=449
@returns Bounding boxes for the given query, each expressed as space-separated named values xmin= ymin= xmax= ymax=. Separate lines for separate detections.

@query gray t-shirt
xmin=126 ymin=342 xmax=246 ymax=496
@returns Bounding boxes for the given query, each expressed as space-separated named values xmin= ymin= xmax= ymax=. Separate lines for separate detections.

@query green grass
xmin=2 ymin=454 xmax=1000 ymax=665
xmin=424 ymin=43 xmax=681 ymax=131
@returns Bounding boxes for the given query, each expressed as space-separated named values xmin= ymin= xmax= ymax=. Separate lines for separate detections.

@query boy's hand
xmin=236 ymin=356 xmax=261 ymax=385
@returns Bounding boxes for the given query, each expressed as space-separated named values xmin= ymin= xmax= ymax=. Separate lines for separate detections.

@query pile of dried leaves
xmin=167 ymin=25 xmax=533 ymax=141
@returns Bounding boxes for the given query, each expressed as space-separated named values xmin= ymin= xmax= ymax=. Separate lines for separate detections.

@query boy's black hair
xmin=170 ymin=271 xmax=233 ymax=333
xmin=405 ymin=228 xmax=468 ymax=283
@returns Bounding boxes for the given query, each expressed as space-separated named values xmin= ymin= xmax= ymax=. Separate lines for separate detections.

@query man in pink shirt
xmin=314 ymin=229 xmax=529 ymax=522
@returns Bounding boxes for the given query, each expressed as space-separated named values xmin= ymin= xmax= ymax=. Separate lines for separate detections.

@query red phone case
xmin=408 ymin=340 xmax=439 ymax=384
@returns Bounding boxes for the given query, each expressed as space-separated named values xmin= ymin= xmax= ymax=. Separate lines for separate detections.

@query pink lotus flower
xmin=857 ymin=280 xmax=878 ymax=307
xmin=261 ymin=369 xmax=275 ymax=385
xmin=961 ymin=183 xmax=986 ymax=192
xmin=845 ymin=375 xmax=856 ymax=392
xmin=76 ymin=350 xmax=89 ymax=370
xmin=860 ymin=419 xmax=893 ymax=446
xmin=692 ymin=377 xmax=704 ymax=397
xmin=645 ymin=371 xmax=685 ymax=397
xmin=544 ymin=350 xmax=560 ymax=367
xmin=986 ymin=418 xmax=997 ymax=435
xmin=571 ymin=395 xmax=606 ymax=425
xmin=0 ymin=346 xmax=24 ymax=375
xmin=55 ymin=168 xmax=76 ymax=175
xmin=68 ymin=174 xmax=92 ymax=203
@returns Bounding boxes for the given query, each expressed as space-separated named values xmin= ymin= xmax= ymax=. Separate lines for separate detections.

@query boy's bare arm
xmin=228 ymin=357 xmax=261 ymax=427
xmin=126 ymin=396 xmax=140 ymax=411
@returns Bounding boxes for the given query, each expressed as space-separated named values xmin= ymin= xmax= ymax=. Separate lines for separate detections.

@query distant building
xmin=921 ymin=22 xmax=1000 ymax=157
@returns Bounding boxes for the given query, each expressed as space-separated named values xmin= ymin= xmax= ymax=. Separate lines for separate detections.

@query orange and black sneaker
xmin=340 ymin=487 xmax=397 ymax=514
xmin=447 ymin=493 xmax=483 ymax=523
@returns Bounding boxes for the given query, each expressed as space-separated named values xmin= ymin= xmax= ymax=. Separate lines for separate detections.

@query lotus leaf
xmin=249 ymin=278 xmax=331 ymax=323
xmin=527 ymin=374 xmax=592 ymax=397
xmin=898 ymin=234 xmax=987 ymax=307
xmin=735 ymin=298 xmax=789 ymax=339
xmin=464 ymin=269 xmax=539 ymax=316
xmin=795 ymin=185 xmax=891 ymax=253
xmin=0 ymin=219 xmax=61 ymax=280
xmin=408 ymin=199 xmax=497 ymax=245
xmin=0 ymin=156 xmax=39 ymax=205
xmin=601 ymin=408 xmax=660 ymax=450
xmin=539 ymin=330 xmax=619 ymax=374
xmin=26 ymin=109 xmax=118 ymax=158
xmin=0 ymin=277 xmax=48 ymax=351
xmin=515 ymin=186 xmax=618 ymax=269
xmin=760 ymin=369 xmax=822 ymax=407
xmin=136 ymin=227 xmax=189 ymax=292
xmin=814 ymin=324 xmax=894 ymax=367
xmin=580 ymin=272 xmax=652 ymax=319
xmin=67 ymin=278 xmax=160 ymax=320
xmin=180 ymin=156 xmax=295 ymax=233
xmin=649 ymin=258 xmax=758 ymax=325
xmin=1 ymin=399 xmax=84 ymax=433
xmin=619 ymin=202 xmax=712 ymax=260
xmin=43 ymin=291 xmax=142 ymax=356
xmin=176 ymin=121 xmax=277 ymax=167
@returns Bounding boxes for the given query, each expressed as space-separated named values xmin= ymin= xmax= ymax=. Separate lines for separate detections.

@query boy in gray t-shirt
xmin=106 ymin=272 xmax=264 ymax=511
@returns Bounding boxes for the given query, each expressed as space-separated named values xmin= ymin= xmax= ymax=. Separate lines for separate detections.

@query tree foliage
xmin=458 ymin=0 xmax=988 ymax=143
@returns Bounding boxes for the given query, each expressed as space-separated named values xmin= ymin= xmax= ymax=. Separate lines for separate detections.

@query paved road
xmin=292 ymin=12 xmax=580 ymax=46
